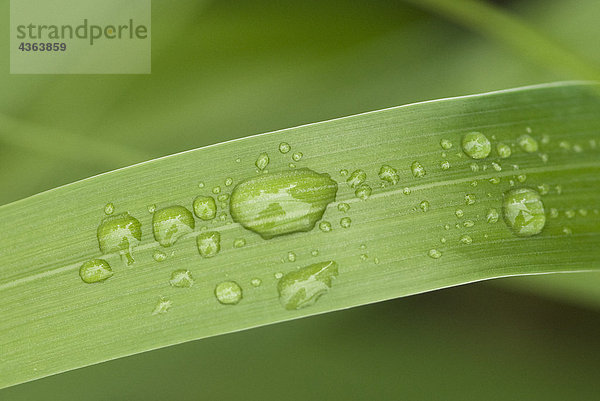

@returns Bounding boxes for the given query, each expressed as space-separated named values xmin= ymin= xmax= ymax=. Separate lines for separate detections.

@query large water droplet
xmin=347 ymin=170 xmax=366 ymax=188
xmin=79 ymin=259 xmax=113 ymax=283
xmin=518 ymin=135 xmax=538 ymax=153
xmin=197 ymin=231 xmax=221 ymax=258
xmin=255 ymin=153 xmax=269 ymax=170
xmin=230 ymin=168 xmax=338 ymax=239
xmin=97 ymin=212 xmax=142 ymax=265
xmin=503 ymin=188 xmax=546 ymax=237
xmin=215 ymin=281 xmax=242 ymax=305
xmin=193 ymin=196 xmax=217 ymax=221
xmin=277 ymin=260 xmax=338 ymax=310
xmin=378 ymin=165 xmax=399 ymax=184
xmin=411 ymin=161 xmax=426 ymax=178
xmin=153 ymin=206 xmax=195 ymax=247
xmin=170 ymin=270 xmax=195 ymax=288
xmin=462 ymin=132 xmax=491 ymax=159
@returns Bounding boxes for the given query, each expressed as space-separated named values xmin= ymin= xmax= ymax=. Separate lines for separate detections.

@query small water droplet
xmin=578 ymin=209 xmax=588 ymax=216
xmin=292 ymin=152 xmax=303 ymax=162
xmin=419 ymin=201 xmax=430 ymax=212
xmin=378 ymin=165 xmax=399 ymax=184
xmin=470 ymin=163 xmax=480 ymax=172
xmin=235 ymin=158 xmax=241 ymax=163
xmin=555 ymin=185 xmax=562 ymax=195
xmin=152 ymin=297 xmax=172 ymax=315
xmin=153 ymin=206 xmax=195 ymax=247
xmin=255 ymin=153 xmax=269 ymax=170
xmin=518 ymin=135 xmax=538 ymax=153
xmin=193 ymin=196 xmax=217 ymax=220
xmin=360 ymin=254 xmax=368 ymax=261
xmin=539 ymin=153 xmax=549 ymax=163
xmin=549 ymin=208 xmax=559 ymax=218
xmin=537 ymin=184 xmax=550 ymax=195
xmin=440 ymin=139 xmax=453 ymax=150
xmin=215 ymin=281 xmax=242 ymax=305
xmin=455 ymin=209 xmax=464 ymax=218
xmin=463 ymin=220 xmax=474 ymax=228
xmin=374 ymin=257 xmax=380 ymax=264
xmin=337 ymin=202 xmax=350 ymax=213
xmin=97 ymin=212 xmax=142 ymax=265
xmin=403 ymin=187 xmax=411 ymax=195
xmin=340 ymin=169 xmax=348 ymax=176
xmin=251 ymin=278 xmax=262 ymax=287
xmin=170 ymin=269 xmax=195 ymax=288
xmin=460 ymin=235 xmax=473 ymax=244
xmin=516 ymin=174 xmax=527 ymax=183
xmin=491 ymin=162 xmax=502 ymax=172
xmin=503 ymin=188 xmax=546 ymax=237
xmin=347 ymin=170 xmax=366 ymax=188
xmin=311 ymin=249 xmax=319 ymax=257
xmin=289 ymin=163 xmax=296 ymax=168
xmin=277 ymin=261 xmax=338 ymax=310
xmin=147 ymin=204 xmax=156 ymax=213
xmin=287 ymin=251 xmax=297 ymax=262
xmin=541 ymin=134 xmax=550 ymax=144
xmin=559 ymin=141 xmax=571 ymax=151
xmin=153 ymin=250 xmax=167 ymax=262
xmin=565 ymin=209 xmax=575 ymax=218
xmin=212 ymin=186 xmax=221 ymax=194
xmin=440 ymin=161 xmax=451 ymax=170
xmin=319 ymin=221 xmax=332 ymax=232
xmin=462 ymin=132 xmax=491 ymax=159
xmin=104 ymin=203 xmax=115 ymax=215
xmin=275 ymin=272 xmax=284 ymax=279
xmin=79 ymin=259 xmax=113 ymax=283
xmin=444 ymin=224 xmax=450 ymax=230
xmin=465 ymin=194 xmax=476 ymax=205
xmin=470 ymin=180 xmax=478 ymax=187
xmin=411 ymin=161 xmax=426 ymax=178
xmin=428 ymin=249 xmax=442 ymax=259
xmin=573 ymin=144 xmax=583 ymax=153
xmin=486 ymin=208 xmax=499 ymax=223
xmin=233 ymin=238 xmax=246 ymax=248
xmin=198 ymin=182 xmax=205 ymax=188
xmin=497 ymin=143 xmax=512 ymax=159
xmin=225 ymin=178 xmax=234 ymax=186
xmin=340 ymin=217 xmax=352 ymax=228
xmin=562 ymin=226 xmax=572 ymax=235
xmin=489 ymin=177 xmax=500 ymax=184
xmin=217 ymin=193 xmax=230 ymax=202
xmin=279 ymin=142 xmax=291 ymax=154
xmin=197 ymin=231 xmax=220 ymax=257
xmin=355 ymin=184 xmax=372 ymax=200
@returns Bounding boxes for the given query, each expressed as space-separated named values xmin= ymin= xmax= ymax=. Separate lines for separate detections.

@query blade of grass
xmin=0 ymin=82 xmax=599 ymax=389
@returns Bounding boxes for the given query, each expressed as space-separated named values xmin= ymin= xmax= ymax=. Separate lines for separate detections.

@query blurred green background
xmin=1 ymin=0 xmax=599 ymax=399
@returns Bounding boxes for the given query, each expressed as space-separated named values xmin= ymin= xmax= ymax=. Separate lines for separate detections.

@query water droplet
xmin=197 ymin=231 xmax=220 ymax=258
xmin=444 ymin=224 xmax=450 ymax=230
xmin=440 ymin=139 xmax=453 ymax=150
xmin=152 ymin=297 xmax=172 ymax=315
xmin=470 ymin=163 xmax=480 ymax=172
xmin=147 ymin=204 xmax=156 ymax=213
xmin=255 ymin=153 xmax=269 ymax=170
xmin=541 ymin=134 xmax=550 ymax=144
xmin=555 ymin=185 xmax=562 ymax=195
xmin=360 ymin=254 xmax=368 ymax=261
xmin=497 ymin=143 xmax=512 ymax=159
xmin=337 ymin=202 xmax=350 ymax=213
xmin=153 ymin=206 xmax=195 ymax=247
xmin=562 ymin=226 xmax=572 ymax=235
xmin=559 ymin=141 xmax=571 ymax=151
xmin=215 ymin=281 xmax=242 ymax=305
xmin=319 ymin=221 xmax=332 ymax=232
xmin=539 ymin=153 xmax=549 ymax=163
xmin=419 ymin=201 xmax=430 ymax=212
xmin=374 ymin=257 xmax=380 ymax=264
xmin=311 ymin=249 xmax=319 ymax=257
xmin=275 ymin=272 xmax=283 ymax=279
xmin=235 ymin=158 xmax=241 ymax=163
xmin=549 ymin=208 xmax=559 ymax=218
xmin=378 ymin=165 xmax=399 ymax=184
xmin=287 ymin=251 xmax=297 ymax=262
xmin=153 ymin=250 xmax=167 ymax=262
xmin=411 ymin=161 xmax=426 ymax=178
xmin=470 ymin=180 xmax=478 ymax=187
xmin=277 ymin=261 xmax=338 ymax=310
xmin=440 ymin=237 xmax=447 ymax=244
xmin=428 ymin=249 xmax=442 ymax=259
xmin=233 ymin=238 xmax=246 ymax=248
xmin=198 ymin=182 xmax=205 ymax=189
xmin=455 ymin=209 xmax=464 ymax=218
xmin=518 ymin=134 xmax=538 ymax=153
xmin=465 ymin=194 xmax=476 ymax=205
xmin=225 ymin=178 xmax=234 ymax=186
xmin=573 ymin=144 xmax=583 ymax=153
xmin=462 ymin=132 xmax=491 ymax=159
xmin=217 ymin=193 xmax=229 ymax=202
xmin=486 ymin=208 xmax=499 ymax=223
xmin=212 ymin=186 xmax=221 ymax=194
xmin=537 ymin=184 xmax=550 ymax=195
xmin=279 ymin=142 xmax=291 ymax=154
xmin=463 ymin=220 xmax=474 ymax=227
xmin=491 ymin=162 xmax=502 ymax=172
xmin=193 ymin=196 xmax=217 ymax=221
xmin=489 ymin=177 xmax=500 ymax=184
xmin=251 ymin=278 xmax=262 ymax=287
xmin=503 ymin=188 xmax=546 ymax=237
xmin=97 ymin=212 xmax=142 ymax=265
xmin=170 ymin=270 xmax=195 ymax=288
xmin=340 ymin=217 xmax=352 ymax=228
xmin=230 ymin=168 xmax=338 ymax=239
xmin=403 ymin=187 xmax=411 ymax=195
xmin=340 ymin=169 xmax=348 ymax=176
xmin=218 ymin=212 xmax=227 ymax=221
xmin=104 ymin=203 xmax=114 ymax=215
xmin=440 ymin=161 xmax=450 ymax=170
xmin=359 ymin=244 xmax=367 ymax=250
xmin=347 ymin=170 xmax=366 ymax=188
xmin=292 ymin=152 xmax=303 ymax=162
xmin=578 ymin=209 xmax=588 ymax=216
xmin=565 ymin=209 xmax=575 ymax=218
xmin=516 ymin=174 xmax=527 ymax=183
xmin=79 ymin=259 xmax=113 ymax=283
xmin=355 ymin=184 xmax=372 ymax=200
xmin=460 ymin=235 xmax=473 ymax=244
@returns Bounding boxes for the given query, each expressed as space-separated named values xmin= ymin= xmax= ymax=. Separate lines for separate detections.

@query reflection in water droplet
xmin=503 ymin=188 xmax=546 ymax=237
xmin=193 ymin=196 xmax=217 ymax=221
xmin=97 ymin=212 xmax=142 ymax=265
xmin=197 ymin=231 xmax=221 ymax=258
xmin=153 ymin=250 xmax=167 ymax=262
xmin=518 ymin=135 xmax=538 ymax=153
xmin=355 ymin=184 xmax=372 ymax=200
xmin=411 ymin=161 xmax=426 ymax=178
xmin=378 ymin=165 xmax=399 ymax=184
xmin=79 ymin=259 xmax=113 ymax=283
xmin=277 ymin=261 xmax=338 ymax=310
xmin=255 ymin=153 xmax=269 ymax=170
xmin=215 ymin=281 xmax=243 ymax=305
xmin=170 ymin=270 xmax=195 ymax=288
xmin=279 ymin=142 xmax=291 ymax=154
xmin=153 ymin=206 xmax=195 ymax=247
xmin=340 ymin=217 xmax=352 ymax=228
xmin=428 ymin=249 xmax=442 ymax=259
xmin=230 ymin=168 xmax=338 ymax=239
xmin=462 ymin=132 xmax=491 ymax=159
xmin=152 ymin=297 xmax=172 ymax=315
